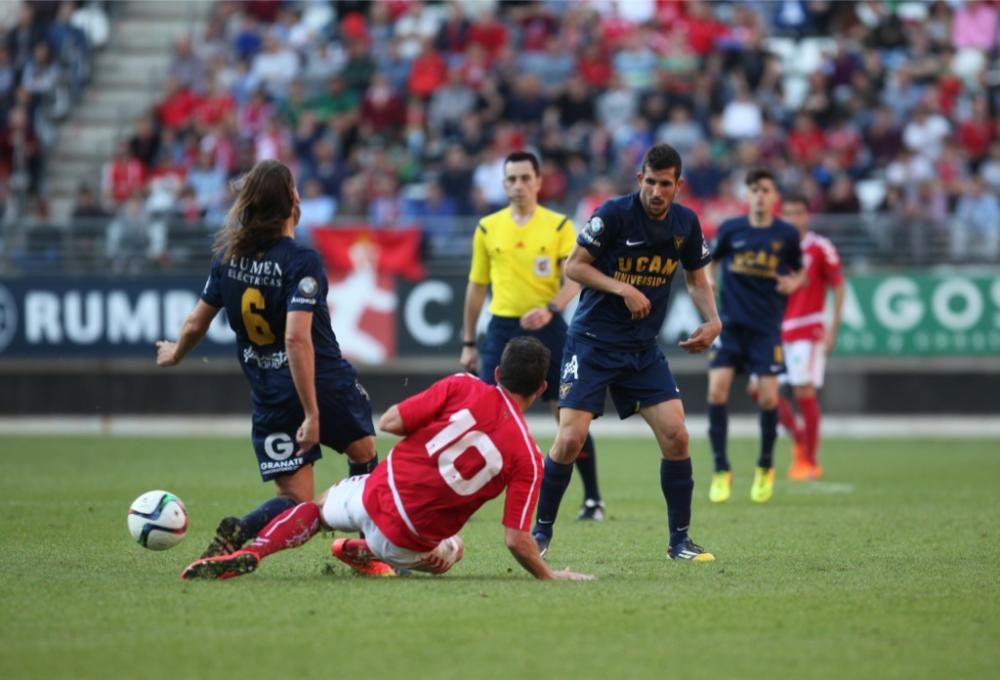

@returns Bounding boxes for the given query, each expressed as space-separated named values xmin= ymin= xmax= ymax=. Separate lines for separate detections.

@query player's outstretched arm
xmin=155 ymin=300 xmax=219 ymax=367
xmin=460 ymin=281 xmax=488 ymax=372
xmin=504 ymin=527 xmax=595 ymax=581
xmin=826 ymin=281 xmax=845 ymax=352
xmin=286 ymin=310 xmax=319 ymax=455
xmin=678 ymin=268 xmax=722 ymax=353
xmin=377 ymin=405 xmax=407 ymax=436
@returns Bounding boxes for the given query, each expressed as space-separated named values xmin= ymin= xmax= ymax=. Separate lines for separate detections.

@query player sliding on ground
xmin=182 ymin=337 xmax=594 ymax=582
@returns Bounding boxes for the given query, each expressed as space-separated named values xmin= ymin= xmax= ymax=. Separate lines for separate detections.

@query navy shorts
xmin=708 ymin=325 xmax=785 ymax=376
xmin=479 ymin=314 xmax=567 ymax=402
xmin=251 ymin=365 xmax=375 ymax=482
xmin=557 ymin=335 xmax=680 ymax=419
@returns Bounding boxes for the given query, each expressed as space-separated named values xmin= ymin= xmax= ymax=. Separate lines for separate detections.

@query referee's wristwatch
xmin=462 ymin=339 xmax=477 ymax=348
xmin=546 ymin=302 xmax=560 ymax=316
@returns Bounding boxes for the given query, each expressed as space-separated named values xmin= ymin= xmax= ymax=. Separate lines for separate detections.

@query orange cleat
xmin=809 ymin=464 xmax=824 ymax=481
xmin=788 ymin=443 xmax=812 ymax=480
xmin=331 ymin=538 xmax=397 ymax=577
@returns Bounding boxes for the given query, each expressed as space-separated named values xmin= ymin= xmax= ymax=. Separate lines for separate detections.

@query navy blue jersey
xmin=571 ymin=193 xmax=711 ymax=350
xmin=711 ymin=216 xmax=802 ymax=334
xmin=201 ymin=237 xmax=342 ymax=407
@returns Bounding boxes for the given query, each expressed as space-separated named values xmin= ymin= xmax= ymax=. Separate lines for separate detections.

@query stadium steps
xmin=44 ymin=0 xmax=212 ymax=222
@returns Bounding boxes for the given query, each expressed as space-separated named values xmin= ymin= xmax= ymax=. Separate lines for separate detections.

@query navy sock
xmin=348 ymin=453 xmax=378 ymax=477
xmin=708 ymin=404 xmax=730 ymax=472
xmin=240 ymin=496 xmax=297 ymax=537
xmin=758 ymin=408 xmax=778 ymax=469
xmin=533 ymin=456 xmax=574 ymax=538
xmin=661 ymin=458 xmax=694 ymax=547
xmin=575 ymin=434 xmax=601 ymax=502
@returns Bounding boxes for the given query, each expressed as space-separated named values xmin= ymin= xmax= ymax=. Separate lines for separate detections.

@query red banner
xmin=310 ymin=227 xmax=425 ymax=364
xmin=312 ymin=227 xmax=425 ymax=281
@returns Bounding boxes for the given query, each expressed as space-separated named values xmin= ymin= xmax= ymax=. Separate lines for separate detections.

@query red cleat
xmin=331 ymin=538 xmax=397 ymax=577
xmin=180 ymin=550 xmax=259 ymax=581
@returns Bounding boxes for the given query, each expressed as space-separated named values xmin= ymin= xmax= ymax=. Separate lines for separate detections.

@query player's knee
xmin=553 ymin=428 xmax=587 ymax=463
xmin=707 ymin=386 xmax=729 ymax=404
xmin=345 ymin=436 xmax=376 ymax=464
xmin=660 ymin=424 xmax=689 ymax=459
xmin=758 ymin=393 xmax=779 ymax=410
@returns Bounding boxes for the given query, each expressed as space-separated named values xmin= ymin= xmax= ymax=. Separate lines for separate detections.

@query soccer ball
xmin=127 ymin=490 xmax=188 ymax=550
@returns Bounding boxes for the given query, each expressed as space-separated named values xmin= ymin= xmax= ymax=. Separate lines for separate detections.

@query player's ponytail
xmin=213 ymin=160 xmax=298 ymax=261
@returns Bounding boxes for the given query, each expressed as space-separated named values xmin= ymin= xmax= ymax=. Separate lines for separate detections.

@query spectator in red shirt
xmin=958 ymin=94 xmax=995 ymax=165
xmin=407 ymin=38 xmax=448 ymax=99
xmin=361 ymin=72 xmax=406 ymax=137
xmin=788 ymin=113 xmax=827 ymax=167
xmin=681 ymin=1 xmax=727 ymax=57
xmin=578 ymin=42 xmax=611 ymax=89
xmin=193 ymin=77 xmax=236 ymax=129
xmin=467 ymin=8 xmax=508 ymax=61
xmin=157 ymin=77 xmax=202 ymax=131
xmin=101 ymin=141 xmax=146 ymax=206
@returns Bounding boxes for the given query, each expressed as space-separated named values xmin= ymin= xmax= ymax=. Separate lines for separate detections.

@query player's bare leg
xmin=752 ymin=375 xmax=780 ymax=503
xmin=345 ymin=434 xmax=378 ymax=477
xmin=548 ymin=402 xmax=603 ymax=521
xmin=199 ymin=464 xmax=312 ymax=559
xmin=707 ymin=367 xmax=735 ymax=502
xmin=792 ymin=384 xmax=822 ymax=479
xmin=641 ymin=399 xmax=714 ymax=561
xmin=532 ymin=407 xmax=594 ymax=555
xmin=183 ymin=499 xmax=322 ymax=580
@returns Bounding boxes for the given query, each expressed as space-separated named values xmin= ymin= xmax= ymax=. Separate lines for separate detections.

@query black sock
xmin=240 ymin=496 xmax=297 ymax=537
xmin=533 ymin=456 xmax=574 ymax=538
xmin=758 ymin=408 xmax=778 ymax=469
xmin=661 ymin=458 xmax=694 ymax=547
xmin=708 ymin=404 xmax=730 ymax=472
xmin=575 ymin=433 xmax=601 ymax=502
xmin=348 ymin=453 xmax=379 ymax=477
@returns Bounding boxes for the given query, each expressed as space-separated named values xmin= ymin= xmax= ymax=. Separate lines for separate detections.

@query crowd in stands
xmin=12 ymin=0 xmax=1000 ymax=269
xmin=1 ymin=1 xmax=107 ymax=219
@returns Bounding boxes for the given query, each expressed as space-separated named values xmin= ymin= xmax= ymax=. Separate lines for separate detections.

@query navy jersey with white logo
xmin=571 ymin=193 xmax=711 ymax=350
xmin=201 ymin=237 xmax=343 ymax=407
xmin=711 ymin=216 xmax=802 ymax=335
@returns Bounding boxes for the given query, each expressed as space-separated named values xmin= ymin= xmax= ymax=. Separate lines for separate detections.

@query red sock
xmin=777 ymin=394 xmax=801 ymax=443
xmin=247 ymin=502 xmax=320 ymax=559
xmin=796 ymin=395 xmax=821 ymax=466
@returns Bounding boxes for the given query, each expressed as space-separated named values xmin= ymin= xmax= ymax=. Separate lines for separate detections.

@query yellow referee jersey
xmin=468 ymin=205 xmax=576 ymax=317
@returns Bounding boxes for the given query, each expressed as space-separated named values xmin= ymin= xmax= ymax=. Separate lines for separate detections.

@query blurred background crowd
xmin=3 ymin=0 xmax=1000 ymax=272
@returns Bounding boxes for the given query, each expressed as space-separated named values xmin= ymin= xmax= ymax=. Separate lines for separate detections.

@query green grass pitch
xmin=1 ymin=434 xmax=998 ymax=679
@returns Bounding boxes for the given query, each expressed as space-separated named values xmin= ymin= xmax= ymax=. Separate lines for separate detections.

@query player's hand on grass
xmin=155 ymin=341 xmax=180 ymax=367
xmin=622 ymin=286 xmax=651 ymax=320
xmin=459 ymin=346 xmax=478 ymax=373
xmin=678 ymin=319 xmax=721 ymax=353
xmin=295 ymin=414 xmax=319 ymax=456
xmin=552 ymin=568 xmax=596 ymax=581
xmin=520 ymin=307 xmax=551 ymax=331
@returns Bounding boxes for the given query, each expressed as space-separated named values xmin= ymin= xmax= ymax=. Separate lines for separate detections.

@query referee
xmin=460 ymin=151 xmax=604 ymax=520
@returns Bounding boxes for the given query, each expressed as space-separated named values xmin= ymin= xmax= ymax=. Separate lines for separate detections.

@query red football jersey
xmin=782 ymin=232 xmax=843 ymax=342
xmin=363 ymin=374 xmax=543 ymax=552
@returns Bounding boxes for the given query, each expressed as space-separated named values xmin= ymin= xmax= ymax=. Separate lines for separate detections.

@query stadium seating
xmin=3 ymin=0 xmax=999 ymax=272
